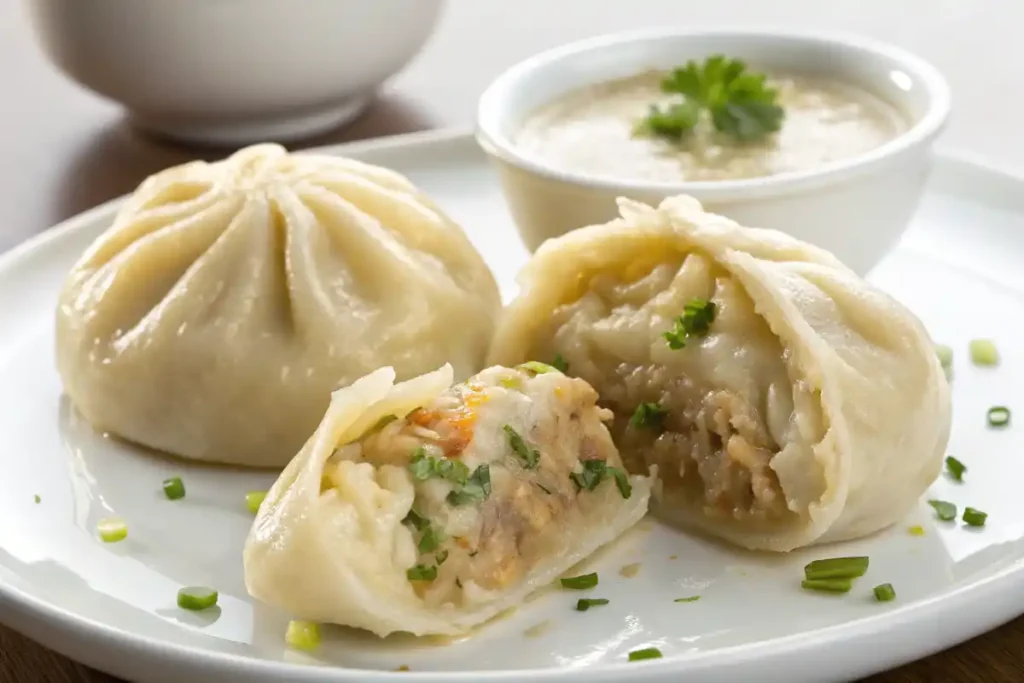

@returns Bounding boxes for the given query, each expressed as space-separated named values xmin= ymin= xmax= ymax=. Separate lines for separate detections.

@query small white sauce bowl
xmin=476 ymin=28 xmax=950 ymax=274
xmin=25 ymin=0 xmax=446 ymax=147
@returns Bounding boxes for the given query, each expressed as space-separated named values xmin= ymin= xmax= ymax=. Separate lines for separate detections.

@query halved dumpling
xmin=488 ymin=195 xmax=950 ymax=552
xmin=243 ymin=363 xmax=650 ymax=637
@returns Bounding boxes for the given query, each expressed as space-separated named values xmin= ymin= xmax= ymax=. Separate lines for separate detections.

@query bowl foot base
xmin=129 ymin=94 xmax=374 ymax=148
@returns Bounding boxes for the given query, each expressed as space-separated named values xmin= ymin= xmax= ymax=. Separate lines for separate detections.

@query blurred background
xmin=0 ymin=0 xmax=1009 ymax=250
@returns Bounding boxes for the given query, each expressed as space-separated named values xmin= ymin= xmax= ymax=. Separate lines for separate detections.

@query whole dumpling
xmin=243 ymin=363 xmax=651 ymax=636
xmin=488 ymin=195 xmax=951 ymax=552
xmin=56 ymin=144 xmax=500 ymax=467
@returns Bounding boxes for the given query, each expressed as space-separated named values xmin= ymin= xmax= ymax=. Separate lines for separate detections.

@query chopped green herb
xmin=568 ymin=459 xmax=631 ymax=499
xmin=408 ymin=448 xmax=470 ymax=484
xmin=908 ymin=525 xmax=925 ymax=537
xmin=664 ymin=299 xmax=717 ymax=349
xmin=33 ymin=494 xmax=40 ymax=504
xmin=518 ymin=361 xmax=559 ymax=375
xmin=560 ymin=573 xmax=599 ymax=590
xmin=803 ymin=556 xmax=869 ymax=581
xmin=935 ymin=344 xmax=953 ymax=368
xmin=176 ymin=586 xmax=218 ymax=611
xmin=801 ymin=578 xmax=853 ymax=593
xmin=435 ymin=549 xmax=449 ymax=566
xmin=635 ymin=101 xmax=701 ymax=139
xmin=963 ymin=507 xmax=988 ymax=527
xmin=674 ymin=596 xmax=701 ymax=603
xmin=969 ymin=339 xmax=999 ymax=366
xmin=370 ymin=414 xmax=398 ymax=433
xmin=553 ymin=354 xmax=569 ymax=374
xmin=406 ymin=564 xmax=438 ymax=582
xmin=417 ymin=525 xmax=445 ymax=553
xmin=403 ymin=508 xmax=430 ymax=531
xmin=570 ymin=459 xmax=607 ymax=492
xmin=630 ymin=402 xmax=668 ymax=431
xmin=988 ymin=406 xmax=1011 ymax=428
xmin=504 ymin=425 xmax=540 ymax=469
xmin=575 ymin=598 xmax=609 ymax=611
xmin=97 ymin=517 xmax=127 ymax=543
xmin=638 ymin=55 xmax=784 ymax=142
xmin=162 ymin=477 xmax=185 ymax=501
xmin=408 ymin=448 xmax=434 ymax=480
xmin=610 ymin=467 xmax=632 ymax=500
xmin=873 ymin=583 xmax=896 ymax=602
xmin=945 ymin=456 xmax=966 ymax=482
xmin=285 ymin=620 xmax=320 ymax=651
xmin=628 ymin=647 xmax=663 ymax=661
xmin=928 ymin=499 xmax=957 ymax=521
xmin=245 ymin=491 xmax=267 ymax=514
xmin=447 ymin=465 xmax=492 ymax=506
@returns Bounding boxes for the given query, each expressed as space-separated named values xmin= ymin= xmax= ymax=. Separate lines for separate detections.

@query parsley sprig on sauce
xmin=637 ymin=55 xmax=785 ymax=142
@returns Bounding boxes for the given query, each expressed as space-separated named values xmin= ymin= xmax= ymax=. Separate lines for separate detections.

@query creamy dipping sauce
xmin=514 ymin=71 xmax=908 ymax=182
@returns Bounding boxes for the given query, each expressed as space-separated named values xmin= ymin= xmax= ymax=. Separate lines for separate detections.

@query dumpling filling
xmin=321 ymin=364 xmax=637 ymax=610
xmin=533 ymin=253 xmax=828 ymax=535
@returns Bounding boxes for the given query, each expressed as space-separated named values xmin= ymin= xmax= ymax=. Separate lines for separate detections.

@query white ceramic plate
xmin=2 ymin=129 xmax=1024 ymax=683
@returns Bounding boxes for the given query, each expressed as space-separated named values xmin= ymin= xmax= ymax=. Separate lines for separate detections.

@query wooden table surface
xmin=2 ymin=1 xmax=1023 ymax=681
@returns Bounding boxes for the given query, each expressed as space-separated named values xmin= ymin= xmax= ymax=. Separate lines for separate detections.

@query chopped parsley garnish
xmin=945 ymin=456 xmax=966 ymax=482
xmin=969 ymin=339 xmax=999 ymax=366
xmin=417 ymin=525 xmax=445 ymax=553
xmin=963 ymin=507 xmax=988 ymax=527
xmin=610 ymin=468 xmax=632 ymax=499
xmin=518 ymin=361 xmax=559 ymax=375
xmin=504 ymin=425 xmax=540 ymax=469
xmin=370 ymin=414 xmax=397 ymax=432
xmin=801 ymin=578 xmax=853 ymax=593
xmin=664 ymin=298 xmax=717 ymax=349
xmin=928 ymin=499 xmax=957 ymax=522
xmin=447 ymin=464 xmax=492 ymax=506
xmin=560 ymin=573 xmax=598 ymax=590
xmin=408 ymin=447 xmax=469 ymax=485
xmin=628 ymin=647 xmax=663 ymax=661
xmin=575 ymin=598 xmax=609 ymax=611
xmin=803 ymin=556 xmax=868 ymax=581
xmin=406 ymin=564 xmax=437 ymax=582
xmin=873 ymin=583 xmax=896 ymax=602
xmin=570 ymin=459 xmax=632 ymax=499
xmin=630 ymin=402 xmax=668 ymax=431
xmin=636 ymin=55 xmax=784 ymax=142
xmin=988 ymin=406 xmax=1011 ymax=428
xmin=553 ymin=354 xmax=569 ymax=374
xmin=435 ymin=549 xmax=449 ymax=566
xmin=403 ymin=509 xmax=430 ymax=532
xmin=674 ymin=596 xmax=700 ymax=603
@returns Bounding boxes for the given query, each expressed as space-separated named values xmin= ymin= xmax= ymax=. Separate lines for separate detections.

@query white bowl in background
xmin=24 ymin=0 xmax=446 ymax=147
xmin=476 ymin=28 xmax=951 ymax=274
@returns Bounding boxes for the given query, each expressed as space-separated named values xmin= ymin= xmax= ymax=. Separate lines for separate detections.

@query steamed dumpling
xmin=243 ymin=363 xmax=650 ymax=637
xmin=56 ymin=144 xmax=500 ymax=467
xmin=488 ymin=195 xmax=950 ymax=552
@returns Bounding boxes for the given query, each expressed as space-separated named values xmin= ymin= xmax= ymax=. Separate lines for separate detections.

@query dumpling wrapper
xmin=488 ymin=195 xmax=951 ymax=552
xmin=243 ymin=363 xmax=651 ymax=636
xmin=56 ymin=144 xmax=500 ymax=467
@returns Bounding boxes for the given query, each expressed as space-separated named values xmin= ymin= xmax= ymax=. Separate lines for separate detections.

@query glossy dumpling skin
xmin=488 ymin=195 xmax=951 ymax=552
xmin=242 ymin=363 xmax=650 ymax=637
xmin=55 ymin=144 xmax=500 ymax=467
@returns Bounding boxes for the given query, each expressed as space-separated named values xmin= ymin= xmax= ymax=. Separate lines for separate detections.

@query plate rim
xmin=1 ymin=127 xmax=1022 ymax=682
